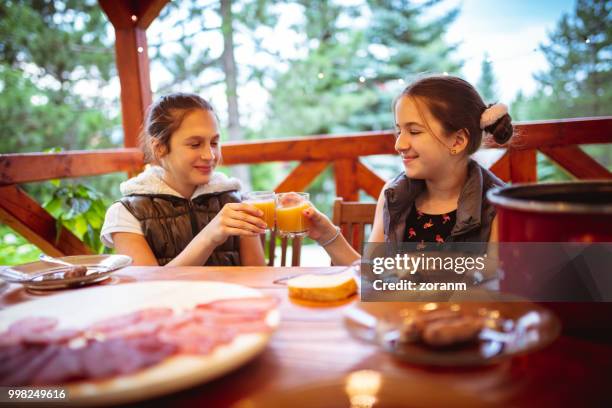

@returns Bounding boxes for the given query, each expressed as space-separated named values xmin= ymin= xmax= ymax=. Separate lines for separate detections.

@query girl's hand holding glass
xmin=302 ymin=204 xmax=338 ymax=243
xmin=242 ymin=191 xmax=276 ymax=231
xmin=204 ymin=203 xmax=268 ymax=245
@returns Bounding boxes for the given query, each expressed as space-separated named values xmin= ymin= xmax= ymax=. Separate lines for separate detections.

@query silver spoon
xmin=39 ymin=254 xmax=81 ymax=268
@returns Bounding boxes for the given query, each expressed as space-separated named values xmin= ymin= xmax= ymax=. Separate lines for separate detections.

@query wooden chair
xmin=332 ymin=197 xmax=376 ymax=254
xmin=260 ymin=230 xmax=302 ymax=266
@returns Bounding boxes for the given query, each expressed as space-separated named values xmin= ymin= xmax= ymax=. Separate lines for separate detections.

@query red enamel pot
xmin=487 ymin=181 xmax=612 ymax=242
xmin=487 ymin=181 xmax=612 ymax=335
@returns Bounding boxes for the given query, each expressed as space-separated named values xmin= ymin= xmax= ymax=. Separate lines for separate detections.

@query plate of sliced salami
xmin=0 ymin=281 xmax=280 ymax=405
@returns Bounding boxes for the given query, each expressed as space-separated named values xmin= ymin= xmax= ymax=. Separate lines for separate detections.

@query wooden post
xmin=99 ymin=0 xmax=168 ymax=148
xmin=489 ymin=151 xmax=511 ymax=182
xmin=509 ymin=149 xmax=537 ymax=183
xmin=334 ymin=159 xmax=359 ymax=201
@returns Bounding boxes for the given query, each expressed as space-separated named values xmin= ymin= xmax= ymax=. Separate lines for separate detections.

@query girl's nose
xmin=395 ymin=132 xmax=411 ymax=153
xmin=201 ymin=146 xmax=215 ymax=161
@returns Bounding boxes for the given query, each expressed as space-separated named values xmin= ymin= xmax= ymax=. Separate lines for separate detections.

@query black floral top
xmin=404 ymin=203 xmax=457 ymax=244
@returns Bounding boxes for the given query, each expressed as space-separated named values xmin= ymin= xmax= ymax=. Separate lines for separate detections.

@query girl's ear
xmin=451 ymin=128 xmax=469 ymax=154
xmin=151 ymin=139 xmax=167 ymax=163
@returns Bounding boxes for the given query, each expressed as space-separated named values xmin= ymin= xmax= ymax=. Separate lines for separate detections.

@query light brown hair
xmin=140 ymin=93 xmax=216 ymax=163
xmin=397 ymin=75 xmax=513 ymax=154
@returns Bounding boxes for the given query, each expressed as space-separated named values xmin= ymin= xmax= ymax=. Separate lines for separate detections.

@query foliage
xmin=43 ymin=180 xmax=110 ymax=254
xmin=510 ymin=0 xmax=611 ymax=180
xmin=512 ymin=0 xmax=611 ymax=120
xmin=0 ymin=0 xmax=120 ymax=264
xmin=0 ymin=0 xmax=119 ymax=154
xmin=476 ymin=53 xmax=498 ymax=103
xmin=0 ymin=225 xmax=40 ymax=265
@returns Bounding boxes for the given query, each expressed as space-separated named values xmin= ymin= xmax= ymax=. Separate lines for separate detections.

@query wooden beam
xmin=484 ymin=116 xmax=612 ymax=150
xmin=99 ymin=0 xmax=169 ymax=30
xmin=134 ymin=0 xmax=170 ymax=29
xmin=0 ymin=149 xmax=143 ymax=185
xmin=509 ymin=149 xmax=537 ymax=183
xmin=0 ymin=185 xmax=93 ymax=256
xmin=113 ymin=27 xmax=151 ymax=148
xmin=100 ymin=0 xmax=165 ymax=149
xmin=222 ymin=133 xmax=397 ymax=165
xmin=489 ymin=151 xmax=511 ymax=182
xmin=275 ymin=161 xmax=328 ymax=193
xmin=334 ymin=160 xmax=359 ymax=201
xmin=98 ymin=0 xmax=133 ymax=29
xmin=355 ymin=160 xmax=385 ymax=199
xmin=540 ymin=146 xmax=612 ymax=180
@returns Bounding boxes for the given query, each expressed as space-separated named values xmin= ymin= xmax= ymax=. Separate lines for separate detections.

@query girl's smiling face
xmin=394 ymin=95 xmax=458 ymax=180
xmin=156 ymin=108 xmax=221 ymax=196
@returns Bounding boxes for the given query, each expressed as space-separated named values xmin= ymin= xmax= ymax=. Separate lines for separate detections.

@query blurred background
xmin=1 ymin=0 xmax=610 ymax=264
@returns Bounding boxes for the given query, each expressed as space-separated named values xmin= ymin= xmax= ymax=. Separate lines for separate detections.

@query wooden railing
xmin=1 ymin=116 xmax=611 ymax=256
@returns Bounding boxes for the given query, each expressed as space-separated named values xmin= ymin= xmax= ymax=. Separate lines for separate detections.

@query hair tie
xmin=480 ymin=103 xmax=508 ymax=129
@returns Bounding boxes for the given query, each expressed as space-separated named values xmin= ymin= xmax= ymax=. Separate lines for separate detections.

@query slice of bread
xmin=287 ymin=271 xmax=358 ymax=302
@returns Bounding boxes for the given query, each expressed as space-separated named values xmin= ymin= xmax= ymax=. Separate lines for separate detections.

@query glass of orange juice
xmin=276 ymin=192 xmax=310 ymax=238
xmin=243 ymin=191 xmax=276 ymax=231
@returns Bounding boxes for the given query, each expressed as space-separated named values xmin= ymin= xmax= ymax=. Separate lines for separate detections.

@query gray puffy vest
xmin=383 ymin=160 xmax=504 ymax=243
xmin=120 ymin=191 xmax=241 ymax=266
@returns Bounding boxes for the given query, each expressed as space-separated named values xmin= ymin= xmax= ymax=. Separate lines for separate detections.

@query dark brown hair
xmin=398 ymin=75 xmax=513 ymax=154
xmin=140 ymin=92 xmax=215 ymax=163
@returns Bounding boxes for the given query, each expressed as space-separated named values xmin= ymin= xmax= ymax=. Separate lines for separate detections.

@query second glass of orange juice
xmin=276 ymin=192 xmax=310 ymax=237
xmin=243 ymin=191 xmax=276 ymax=230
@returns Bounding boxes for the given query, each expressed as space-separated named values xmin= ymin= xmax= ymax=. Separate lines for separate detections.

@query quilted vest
xmin=120 ymin=191 xmax=241 ymax=266
xmin=383 ymin=160 xmax=505 ymax=243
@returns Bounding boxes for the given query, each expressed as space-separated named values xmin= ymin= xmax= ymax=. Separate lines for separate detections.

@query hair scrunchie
xmin=480 ymin=103 xmax=508 ymax=129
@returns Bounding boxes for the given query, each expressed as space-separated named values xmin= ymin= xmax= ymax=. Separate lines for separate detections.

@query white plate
xmin=0 ymin=281 xmax=280 ymax=405
xmin=0 ymin=254 xmax=132 ymax=290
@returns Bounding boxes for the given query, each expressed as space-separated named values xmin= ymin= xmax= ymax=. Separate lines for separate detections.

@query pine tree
xmin=265 ymin=0 xmax=461 ymax=136
xmin=513 ymin=0 xmax=611 ymax=120
xmin=510 ymin=0 xmax=611 ymax=178
xmin=477 ymin=53 xmax=498 ymax=103
xmin=0 ymin=0 xmax=116 ymax=154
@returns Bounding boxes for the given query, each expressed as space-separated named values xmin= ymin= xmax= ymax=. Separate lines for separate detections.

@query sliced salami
xmin=198 ymin=296 xmax=278 ymax=315
xmin=22 ymin=329 xmax=82 ymax=345
xmin=192 ymin=308 xmax=265 ymax=325
xmin=6 ymin=317 xmax=58 ymax=336
xmin=0 ymin=344 xmax=60 ymax=386
xmin=32 ymin=346 xmax=85 ymax=385
xmin=88 ymin=311 xmax=141 ymax=334
xmin=0 ymin=296 xmax=277 ymax=386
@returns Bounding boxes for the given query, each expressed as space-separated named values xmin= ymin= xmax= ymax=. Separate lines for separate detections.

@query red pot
xmin=487 ymin=181 xmax=612 ymax=242
xmin=487 ymin=181 xmax=612 ymax=335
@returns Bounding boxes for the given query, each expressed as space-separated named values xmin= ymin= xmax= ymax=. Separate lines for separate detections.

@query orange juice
xmin=251 ymin=199 xmax=275 ymax=229
xmin=276 ymin=201 xmax=310 ymax=233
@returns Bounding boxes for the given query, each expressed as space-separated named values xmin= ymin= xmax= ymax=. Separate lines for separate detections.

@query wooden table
xmin=1 ymin=266 xmax=611 ymax=407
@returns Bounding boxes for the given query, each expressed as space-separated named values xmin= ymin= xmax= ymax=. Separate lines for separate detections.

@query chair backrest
xmin=260 ymin=230 xmax=302 ymax=266
xmin=332 ymin=197 xmax=376 ymax=254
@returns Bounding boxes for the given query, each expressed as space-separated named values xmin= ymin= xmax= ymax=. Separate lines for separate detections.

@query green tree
xmin=510 ymin=0 xmax=611 ymax=180
xmin=265 ymin=0 xmax=461 ymax=135
xmin=0 ymin=1 xmax=120 ymax=263
xmin=0 ymin=0 xmax=118 ymax=154
xmin=512 ymin=0 xmax=611 ymax=120
xmin=477 ymin=53 xmax=498 ymax=103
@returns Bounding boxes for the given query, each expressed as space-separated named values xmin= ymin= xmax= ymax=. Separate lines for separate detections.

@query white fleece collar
xmin=120 ymin=165 xmax=242 ymax=199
